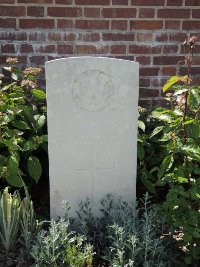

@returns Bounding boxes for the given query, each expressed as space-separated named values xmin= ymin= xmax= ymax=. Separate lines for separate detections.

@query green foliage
xmin=0 ymin=58 xmax=47 ymax=188
xmin=77 ymin=193 xmax=174 ymax=267
xmin=138 ymin=37 xmax=200 ymax=265
xmin=0 ymin=187 xmax=21 ymax=253
xmin=30 ymin=218 xmax=94 ymax=267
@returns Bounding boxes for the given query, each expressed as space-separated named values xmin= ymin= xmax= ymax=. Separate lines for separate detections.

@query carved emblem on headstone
xmin=72 ymin=70 xmax=115 ymax=111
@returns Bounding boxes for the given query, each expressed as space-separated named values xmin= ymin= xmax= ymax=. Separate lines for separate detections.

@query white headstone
xmin=45 ymin=57 xmax=139 ymax=219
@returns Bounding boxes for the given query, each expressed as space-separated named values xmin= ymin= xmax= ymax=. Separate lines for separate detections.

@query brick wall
xmin=0 ymin=0 xmax=200 ymax=103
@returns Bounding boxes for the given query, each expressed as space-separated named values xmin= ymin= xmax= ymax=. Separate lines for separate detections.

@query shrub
xmin=77 ymin=193 xmax=175 ymax=267
xmin=139 ymin=36 xmax=200 ymax=265
xmin=0 ymin=58 xmax=47 ymax=188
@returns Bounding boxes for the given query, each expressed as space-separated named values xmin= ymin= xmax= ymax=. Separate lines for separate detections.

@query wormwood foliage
xmin=0 ymin=58 xmax=47 ymax=188
xmin=77 ymin=194 xmax=174 ymax=267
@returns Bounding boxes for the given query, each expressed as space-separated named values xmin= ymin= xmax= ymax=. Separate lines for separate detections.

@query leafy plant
xmin=77 ymin=193 xmax=175 ymax=267
xmin=0 ymin=58 xmax=47 ymax=188
xmin=146 ymin=36 xmax=200 ymax=265
xmin=0 ymin=187 xmax=21 ymax=254
xmin=30 ymin=217 xmax=94 ymax=267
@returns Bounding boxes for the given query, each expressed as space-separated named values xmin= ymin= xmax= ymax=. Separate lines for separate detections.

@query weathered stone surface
xmin=45 ymin=57 xmax=139 ymax=219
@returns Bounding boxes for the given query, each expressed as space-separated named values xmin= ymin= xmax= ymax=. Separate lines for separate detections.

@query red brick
xmin=137 ymin=33 xmax=153 ymax=42
xmin=111 ymin=20 xmax=127 ymax=30
xmin=129 ymin=45 xmax=161 ymax=54
xmin=29 ymin=32 xmax=46 ymax=41
xmin=132 ymin=0 xmax=165 ymax=5
xmin=192 ymin=9 xmax=200 ymax=18
xmin=36 ymin=45 xmax=56 ymax=53
xmin=162 ymin=67 xmax=177 ymax=76
xmin=139 ymin=8 xmax=155 ymax=18
xmin=55 ymin=0 xmax=72 ymax=3
xmin=84 ymin=8 xmax=100 ymax=18
xmin=0 ymin=6 xmax=25 ymax=17
xmin=112 ymin=0 xmax=128 ymax=4
xmin=20 ymin=44 xmax=33 ymax=53
xmin=18 ymin=0 xmax=52 ymax=3
xmin=163 ymin=45 xmax=179 ymax=54
xmin=48 ymin=7 xmax=82 ymax=17
xmin=27 ymin=6 xmax=44 ymax=17
xmin=63 ymin=33 xmax=76 ymax=41
xmin=140 ymin=67 xmax=160 ymax=76
xmin=130 ymin=20 xmax=163 ymax=30
xmin=167 ymin=0 xmax=183 ymax=5
xmin=168 ymin=33 xmax=187 ymax=42
xmin=185 ymin=0 xmax=200 ymax=5
xmin=75 ymin=45 xmax=109 ymax=54
xmin=179 ymin=67 xmax=200 ymax=76
xmin=77 ymin=33 xmax=100 ymax=42
xmin=136 ymin=56 xmax=150 ymax=65
xmin=30 ymin=56 xmax=45 ymax=65
xmin=1 ymin=0 xmax=15 ymax=3
xmin=76 ymin=20 xmax=109 ymax=30
xmin=102 ymin=33 xmax=135 ymax=41
xmin=19 ymin=19 xmax=54 ymax=29
xmin=157 ymin=9 xmax=190 ymax=18
xmin=1 ymin=44 xmax=16 ymax=53
xmin=165 ymin=20 xmax=180 ymax=29
xmin=139 ymin=78 xmax=150 ymax=87
xmin=192 ymin=57 xmax=200 ymax=65
xmin=110 ymin=45 xmax=126 ymax=54
xmin=155 ymin=33 xmax=168 ymax=42
xmin=102 ymin=8 xmax=136 ymax=18
xmin=57 ymin=45 xmax=73 ymax=54
xmin=57 ymin=19 xmax=73 ymax=28
xmin=0 ymin=18 xmax=16 ymax=28
xmin=140 ymin=88 xmax=159 ymax=98
xmin=0 ymin=32 xmax=27 ymax=41
xmin=153 ymin=56 xmax=184 ymax=65
xmin=151 ymin=78 xmax=168 ymax=88
xmin=183 ymin=21 xmax=200 ymax=31
xmin=75 ymin=0 xmax=109 ymax=4
xmin=48 ymin=32 xmax=62 ymax=41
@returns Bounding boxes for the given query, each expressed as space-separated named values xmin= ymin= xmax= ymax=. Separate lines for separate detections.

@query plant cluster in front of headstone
xmin=0 ymin=186 xmax=38 ymax=266
xmin=138 ymin=36 xmax=200 ymax=265
xmin=30 ymin=217 xmax=94 ymax=267
xmin=0 ymin=58 xmax=47 ymax=188
xmin=77 ymin=193 xmax=176 ymax=267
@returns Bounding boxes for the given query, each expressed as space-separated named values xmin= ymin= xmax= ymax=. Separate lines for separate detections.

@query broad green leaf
xmin=27 ymin=156 xmax=42 ymax=183
xmin=0 ymin=155 xmax=6 ymax=166
xmin=34 ymin=115 xmax=46 ymax=130
xmin=6 ymin=173 xmax=23 ymax=187
xmin=11 ymin=72 xmax=18 ymax=81
xmin=149 ymin=126 xmax=164 ymax=139
xmin=158 ymin=155 xmax=173 ymax=178
xmin=23 ymin=140 xmax=39 ymax=151
xmin=163 ymin=76 xmax=183 ymax=92
xmin=40 ymin=142 xmax=48 ymax=153
xmin=182 ymin=119 xmax=194 ymax=125
xmin=177 ymin=177 xmax=188 ymax=183
xmin=188 ymin=89 xmax=199 ymax=111
xmin=8 ymin=152 xmax=20 ymax=172
xmin=191 ymin=88 xmax=200 ymax=104
xmin=41 ymin=134 xmax=48 ymax=142
xmin=12 ymin=120 xmax=30 ymax=130
xmin=183 ymin=233 xmax=192 ymax=242
xmin=137 ymin=144 xmax=144 ymax=161
xmin=31 ymin=89 xmax=46 ymax=100
xmin=138 ymin=120 xmax=145 ymax=132
xmin=141 ymin=170 xmax=156 ymax=194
